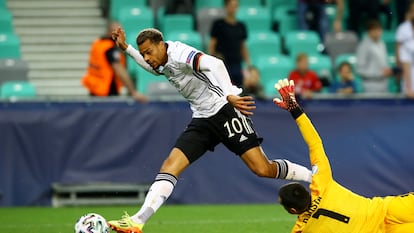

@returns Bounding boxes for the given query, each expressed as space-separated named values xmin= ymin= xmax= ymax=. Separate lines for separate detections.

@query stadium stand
xmin=0 ymin=8 xmax=13 ymax=33
xmin=0 ymin=59 xmax=29 ymax=87
xmin=284 ymin=30 xmax=321 ymax=57
xmin=256 ymin=54 xmax=293 ymax=96
xmin=118 ymin=6 xmax=154 ymax=37
xmin=110 ymin=0 xmax=147 ymax=20
xmin=238 ymin=0 xmax=262 ymax=7
xmin=160 ymin=14 xmax=194 ymax=33
xmin=237 ymin=6 xmax=272 ymax=33
xmin=7 ymin=0 xmax=105 ymax=96
xmin=0 ymin=32 xmax=21 ymax=59
xmin=0 ymin=81 xmax=36 ymax=98
xmin=247 ymin=31 xmax=282 ymax=62
xmin=165 ymin=31 xmax=203 ymax=50
xmin=307 ymin=54 xmax=333 ymax=81
xmin=196 ymin=7 xmax=224 ymax=47
xmin=272 ymin=5 xmax=297 ymax=36
xmin=324 ymin=31 xmax=358 ymax=62
xmin=195 ymin=0 xmax=223 ymax=12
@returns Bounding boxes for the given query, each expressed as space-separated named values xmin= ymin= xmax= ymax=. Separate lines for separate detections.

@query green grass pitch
xmin=0 ymin=204 xmax=296 ymax=233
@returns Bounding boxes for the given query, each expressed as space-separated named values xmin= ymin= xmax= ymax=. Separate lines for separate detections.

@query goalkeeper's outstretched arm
xmin=273 ymin=79 xmax=333 ymax=188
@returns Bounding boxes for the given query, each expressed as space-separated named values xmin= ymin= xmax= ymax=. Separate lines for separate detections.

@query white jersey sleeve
xmin=125 ymin=44 xmax=160 ymax=75
xmin=170 ymin=41 xmax=242 ymax=97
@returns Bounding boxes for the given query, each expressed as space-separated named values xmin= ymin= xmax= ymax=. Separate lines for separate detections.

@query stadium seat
xmin=118 ymin=7 xmax=154 ymax=39
xmin=161 ymin=14 xmax=194 ymax=34
xmin=165 ymin=31 xmax=203 ymax=50
xmin=256 ymin=55 xmax=294 ymax=96
xmin=265 ymin=0 xmax=296 ymax=11
xmin=324 ymin=31 xmax=358 ymax=62
xmin=125 ymin=35 xmax=139 ymax=77
xmin=0 ymin=33 xmax=21 ymax=59
xmin=237 ymin=6 xmax=272 ymax=32
xmin=307 ymin=54 xmax=333 ymax=81
xmin=272 ymin=5 xmax=297 ymax=36
xmin=110 ymin=0 xmax=147 ymax=20
xmin=284 ymin=31 xmax=321 ymax=57
xmin=135 ymin=68 xmax=170 ymax=95
xmin=238 ymin=0 xmax=262 ymax=7
xmin=382 ymin=30 xmax=396 ymax=54
xmin=196 ymin=7 xmax=225 ymax=38
xmin=0 ymin=0 xmax=6 ymax=9
xmin=247 ymin=31 xmax=281 ymax=61
xmin=0 ymin=59 xmax=29 ymax=87
xmin=0 ymin=9 xmax=13 ymax=33
xmin=0 ymin=81 xmax=36 ymax=98
xmin=195 ymin=0 xmax=223 ymax=12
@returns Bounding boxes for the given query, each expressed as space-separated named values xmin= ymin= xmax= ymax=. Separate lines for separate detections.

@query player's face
xmin=139 ymin=39 xmax=167 ymax=70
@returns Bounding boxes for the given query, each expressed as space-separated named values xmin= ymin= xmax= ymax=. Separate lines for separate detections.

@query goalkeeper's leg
xmin=108 ymin=148 xmax=189 ymax=233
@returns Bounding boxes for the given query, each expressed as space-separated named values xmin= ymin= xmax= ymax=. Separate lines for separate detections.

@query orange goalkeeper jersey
xmin=291 ymin=114 xmax=390 ymax=233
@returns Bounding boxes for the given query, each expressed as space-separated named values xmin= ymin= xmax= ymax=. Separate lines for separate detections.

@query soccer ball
xmin=74 ymin=213 xmax=110 ymax=233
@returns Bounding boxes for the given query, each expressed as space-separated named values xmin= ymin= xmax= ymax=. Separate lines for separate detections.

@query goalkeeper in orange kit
xmin=274 ymin=79 xmax=414 ymax=233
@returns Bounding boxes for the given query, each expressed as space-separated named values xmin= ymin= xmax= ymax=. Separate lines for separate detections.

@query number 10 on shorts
xmin=224 ymin=117 xmax=254 ymax=138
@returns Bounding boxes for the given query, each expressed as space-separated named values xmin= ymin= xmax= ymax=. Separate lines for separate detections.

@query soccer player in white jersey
xmin=108 ymin=27 xmax=312 ymax=233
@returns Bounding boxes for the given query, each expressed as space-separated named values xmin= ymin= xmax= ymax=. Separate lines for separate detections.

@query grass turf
xmin=0 ymin=204 xmax=296 ymax=233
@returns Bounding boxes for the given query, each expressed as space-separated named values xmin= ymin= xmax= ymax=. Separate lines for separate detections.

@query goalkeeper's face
xmin=278 ymin=183 xmax=311 ymax=215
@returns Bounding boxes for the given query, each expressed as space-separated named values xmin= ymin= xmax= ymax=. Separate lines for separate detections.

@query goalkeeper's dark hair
xmin=136 ymin=28 xmax=164 ymax=46
xmin=279 ymin=183 xmax=311 ymax=214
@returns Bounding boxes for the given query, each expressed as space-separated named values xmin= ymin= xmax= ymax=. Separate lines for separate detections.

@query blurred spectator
xmin=165 ymin=0 xmax=194 ymax=15
xmin=356 ymin=20 xmax=392 ymax=93
xmin=298 ymin=0 xmax=344 ymax=40
xmin=209 ymin=0 xmax=251 ymax=87
xmin=331 ymin=62 xmax=356 ymax=94
xmin=241 ymin=66 xmax=266 ymax=101
xmin=346 ymin=0 xmax=381 ymax=35
xmin=288 ymin=53 xmax=322 ymax=99
xmin=396 ymin=0 xmax=414 ymax=66
xmin=399 ymin=38 xmax=414 ymax=98
xmin=82 ymin=22 xmax=147 ymax=102
xmin=396 ymin=0 xmax=410 ymax=25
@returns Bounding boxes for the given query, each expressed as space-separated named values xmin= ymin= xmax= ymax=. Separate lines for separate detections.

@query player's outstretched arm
xmin=274 ymin=79 xmax=332 ymax=187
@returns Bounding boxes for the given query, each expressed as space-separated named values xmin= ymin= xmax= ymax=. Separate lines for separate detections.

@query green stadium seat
xmin=161 ymin=14 xmax=194 ymax=34
xmin=272 ymin=5 xmax=297 ymax=36
xmin=382 ymin=30 xmax=396 ymax=54
xmin=0 ymin=0 xmax=6 ymax=9
xmin=0 ymin=81 xmax=36 ymax=98
xmin=135 ymin=68 xmax=169 ymax=94
xmin=265 ymin=0 xmax=296 ymax=11
xmin=195 ymin=0 xmax=223 ymax=12
xmin=110 ymin=0 xmax=147 ymax=20
xmin=284 ymin=31 xmax=321 ymax=57
xmin=0 ymin=9 xmax=13 ymax=33
xmin=307 ymin=54 xmax=333 ymax=81
xmin=237 ymin=6 xmax=271 ymax=32
xmin=165 ymin=31 xmax=203 ymax=50
xmin=257 ymin=55 xmax=294 ymax=96
xmin=239 ymin=0 xmax=262 ymax=7
xmin=0 ymin=33 xmax=21 ymax=59
xmin=247 ymin=31 xmax=281 ymax=62
xmin=387 ymin=54 xmax=399 ymax=93
xmin=125 ymin=35 xmax=139 ymax=77
xmin=118 ymin=7 xmax=153 ymax=39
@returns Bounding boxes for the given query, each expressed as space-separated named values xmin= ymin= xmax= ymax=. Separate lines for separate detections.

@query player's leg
xmin=108 ymin=118 xmax=216 ymax=233
xmin=108 ymin=148 xmax=190 ymax=233
xmin=215 ymin=103 xmax=311 ymax=182
xmin=385 ymin=193 xmax=414 ymax=232
xmin=241 ymin=146 xmax=312 ymax=182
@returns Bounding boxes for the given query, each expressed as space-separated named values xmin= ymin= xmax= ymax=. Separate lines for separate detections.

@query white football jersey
xmin=126 ymin=41 xmax=241 ymax=118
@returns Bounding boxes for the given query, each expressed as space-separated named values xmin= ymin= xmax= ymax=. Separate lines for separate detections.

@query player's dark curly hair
xmin=136 ymin=28 xmax=164 ymax=46
xmin=279 ymin=183 xmax=311 ymax=214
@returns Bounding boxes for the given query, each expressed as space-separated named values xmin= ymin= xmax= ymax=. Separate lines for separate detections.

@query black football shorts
xmin=174 ymin=103 xmax=263 ymax=163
